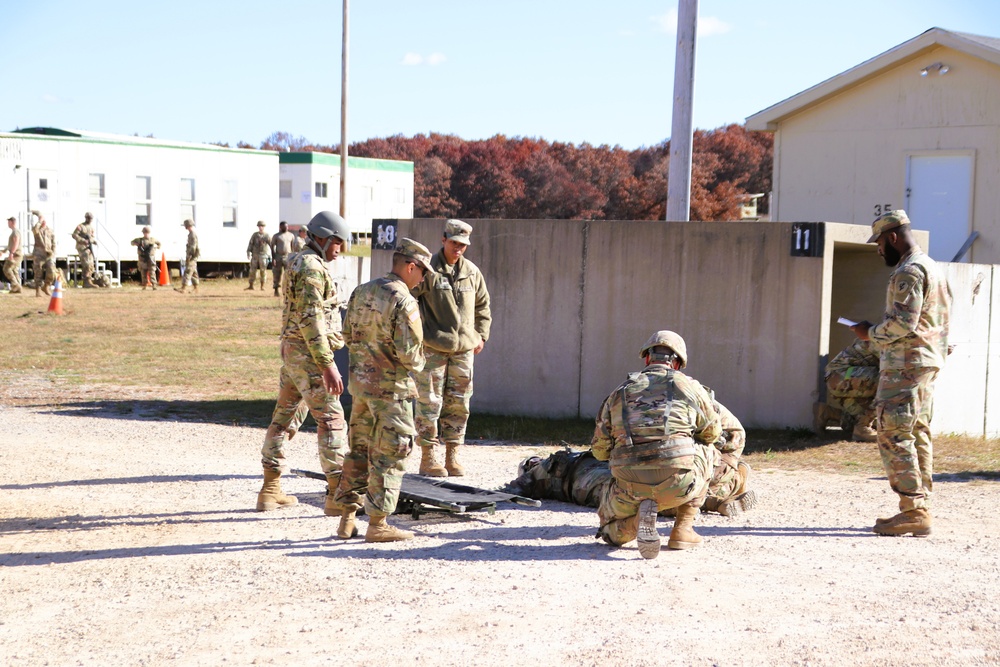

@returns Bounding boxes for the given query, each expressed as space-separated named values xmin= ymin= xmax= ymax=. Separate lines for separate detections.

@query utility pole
xmin=339 ymin=0 xmax=349 ymax=219
xmin=665 ymin=0 xmax=697 ymax=221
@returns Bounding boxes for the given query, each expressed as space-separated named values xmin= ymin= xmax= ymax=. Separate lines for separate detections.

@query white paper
xmin=837 ymin=317 xmax=858 ymax=327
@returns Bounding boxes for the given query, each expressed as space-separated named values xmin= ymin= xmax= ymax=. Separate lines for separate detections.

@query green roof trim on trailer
xmin=279 ymin=152 xmax=414 ymax=172
xmin=6 ymin=127 xmax=276 ymax=157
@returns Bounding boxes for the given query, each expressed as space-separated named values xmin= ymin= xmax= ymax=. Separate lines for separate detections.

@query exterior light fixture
xmin=920 ymin=62 xmax=950 ymax=77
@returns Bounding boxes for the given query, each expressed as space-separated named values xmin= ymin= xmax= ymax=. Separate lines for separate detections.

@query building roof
xmin=746 ymin=27 xmax=1000 ymax=131
xmin=279 ymin=151 xmax=413 ymax=173
xmin=7 ymin=127 xmax=274 ymax=156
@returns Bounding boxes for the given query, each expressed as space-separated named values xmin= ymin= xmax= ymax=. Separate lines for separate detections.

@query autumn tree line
xmin=234 ymin=124 xmax=772 ymax=221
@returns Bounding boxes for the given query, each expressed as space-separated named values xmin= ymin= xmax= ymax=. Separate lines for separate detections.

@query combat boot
xmin=873 ymin=508 xmax=931 ymax=537
xmin=812 ymin=402 xmax=840 ymax=435
xmin=273 ymin=287 xmax=279 ymax=297
xmin=324 ymin=474 xmax=342 ymax=516
xmin=445 ymin=444 xmax=465 ymax=476
xmin=174 ymin=285 xmax=187 ymax=293
xmin=717 ymin=461 xmax=759 ymax=517
xmin=35 ymin=284 xmax=41 ymax=297
xmin=667 ymin=503 xmax=702 ymax=550
xmin=365 ymin=513 xmax=414 ymax=542
xmin=255 ymin=469 xmax=298 ymax=511
xmin=245 ymin=284 xmax=254 ymax=291
xmin=852 ymin=422 xmax=878 ymax=443
xmin=636 ymin=498 xmax=660 ymax=559
xmin=419 ymin=445 xmax=447 ymax=477
xmin=336 ymin=509 xmax=358 ymax=539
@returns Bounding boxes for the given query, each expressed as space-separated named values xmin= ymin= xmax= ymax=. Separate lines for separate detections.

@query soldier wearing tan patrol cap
xmin=3 ymin=216 xmax=24 ymax=293
xmin=331 ymin=237 xmax=431 ymax=543
xmin=246 ymin=220 xmax=271 ymax=290
xmin=590 ymin=330 xmax=722 ymax=559
xmin=849 ymin=209 xmax=951 ymax=537
xmin=411 ymin=219 xmax=492 ymax=478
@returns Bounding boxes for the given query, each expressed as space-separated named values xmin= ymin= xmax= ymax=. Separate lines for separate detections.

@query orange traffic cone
xmin=158 ymin=252 xmax=170 ymax=286
xmin=47 ymin=273 xmax=64 ymax=315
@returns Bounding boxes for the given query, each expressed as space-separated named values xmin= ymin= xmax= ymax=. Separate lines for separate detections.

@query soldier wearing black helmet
xmin=255 ymin=211 xmax=352 ymax=522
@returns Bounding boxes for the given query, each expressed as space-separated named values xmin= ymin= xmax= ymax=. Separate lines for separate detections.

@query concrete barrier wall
xmin=366 ymin=219 xmax=997 ymax=436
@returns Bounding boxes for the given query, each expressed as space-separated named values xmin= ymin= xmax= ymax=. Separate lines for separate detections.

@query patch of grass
xmin=467 ymin=414 xmax=595 ymax=445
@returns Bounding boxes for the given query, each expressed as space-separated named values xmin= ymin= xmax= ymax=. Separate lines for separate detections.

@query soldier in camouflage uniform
xmin=255 ymin=212 xmax=352 ymax=519
xmin=270 ymin=221 xmax=297 ymax=297
xmin=30 ymin=211 xmax=56 ymax=297
xmin=331 ymin=238 xmax=432 ymax=543
xmin=71 ymin=212 xmax=98 ymax=288
xmin=176 ymin=219 xmax=200 ymax=293
xmin=592 ymin=331 xmax=722 ymax=559
xmin=3 ymin=216 xmax=23 ymax=293
xmin=412 ymin=219 xmax=492 ymax=478
xmin=130 ymin=226 xmax=161 ymax=289
xmin=246 ymin=220 xmax=271 ymax=290
xmin=508 ymin=399 xmax=756 ymax=518
xmin=817 ymin=339 xmax=879 ymax=442
xmin=850 ymin=210 xmax=951 ymax=537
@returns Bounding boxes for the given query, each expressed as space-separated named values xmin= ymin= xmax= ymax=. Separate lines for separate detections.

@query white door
xmin=905 ymin=153 xmax=974 ymax=262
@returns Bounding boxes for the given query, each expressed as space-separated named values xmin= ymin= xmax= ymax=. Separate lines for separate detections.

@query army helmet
xmin=306 ymin=211 xmax=351 ymax=251
xmin=639 ymin=330 xmax=688 ymax=368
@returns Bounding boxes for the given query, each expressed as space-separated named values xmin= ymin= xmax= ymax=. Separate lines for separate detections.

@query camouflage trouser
xmin=597 ymin=446 xmax=714 ymax=546
xmin=827 ymin=365 xmax=878 ymax=427
xmin=34 ymin=254 xmax=56 ymax=289
xmin=260 ymin=339 xmax=348 ymax=477
xmin=3 ymin=254 xmax=22 ymax=290
xmin=138 ymin=259 xmax=156 ymax=286
xmin=272 ymin=255 xmax=286 ymax=290
xmin=415 ymin=348 xmax=474 ymax=449
xmin=249 ymin=254 xmax=268 ymax=287
xmin=183 ymin=258 xmax=199 ymax=287
xmin=77 ymin=246 xmax=95 ymax=283
xmin=875 ymin=367 xmax=937 ymax=512
xmin=334 ymin=394 xmax=416 ymax=516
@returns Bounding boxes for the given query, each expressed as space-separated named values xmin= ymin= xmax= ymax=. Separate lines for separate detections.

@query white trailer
xmin=278 ymin=152 xmax=414 ymax=237
xmin=0 ymin=128 xmax=278 ymax=280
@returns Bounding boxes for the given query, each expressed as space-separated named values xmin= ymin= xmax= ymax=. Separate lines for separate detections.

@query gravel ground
xmin=2 ymin=402 xmax=999 ymax=666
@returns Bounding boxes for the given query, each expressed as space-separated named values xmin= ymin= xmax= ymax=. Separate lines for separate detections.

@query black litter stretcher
xmin=291 ymin=469 xmax=541 ymax=518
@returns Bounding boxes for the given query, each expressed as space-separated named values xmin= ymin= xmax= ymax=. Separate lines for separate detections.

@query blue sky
xmin=2 ymin=1 xmax=999 ymax=149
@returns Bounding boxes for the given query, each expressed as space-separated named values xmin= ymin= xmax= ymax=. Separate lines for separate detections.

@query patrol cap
xmin=639 ymin=330 xmax=688 ymax=368
xmin=868 ymin=210 xmax=911 ymax=243
xmin=6 ymin=216 xmax=14 ymax=222
xmin=142 ymin=226 xmax=151 ymax=233
xmin=257 ymin=220 xmax=266 ymax=227
xmin=444 ymin=219 xmax=473 ymax=245
xmin=396 ymin=237 xmax=433 ymax=273
xmin=182 ymin=219 xmax=194 ymax=227
xmin=84 ymin=212 xmax=93 ymax=220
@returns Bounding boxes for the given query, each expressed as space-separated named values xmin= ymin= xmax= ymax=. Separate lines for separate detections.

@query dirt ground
xmin=3 ymin=396 xmax=1000 ymax=666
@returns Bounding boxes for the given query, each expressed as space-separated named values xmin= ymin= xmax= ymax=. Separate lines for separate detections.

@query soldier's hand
xmin=473 ymin=335 xmax=485 ymax=355
xmin=322 ymin=365 xmax=343 ymax=396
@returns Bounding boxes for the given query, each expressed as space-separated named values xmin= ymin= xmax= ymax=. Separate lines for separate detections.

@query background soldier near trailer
xmin=270 ymin=221 xmax=296 ymax=297
xmin=131 ymin=226 xmax=161 ymax=289
xmin=246 ymin=221 xmax=271 ymax=291
xmin=176 ymin=219 xmax=200 ymax=293
xmin=30 ymin=210 xmax=56 ymax=297
xmin=3 ymin=216 xmax=23 ymax=293
xmin=71 ymin=212 xmax=98 ymax=288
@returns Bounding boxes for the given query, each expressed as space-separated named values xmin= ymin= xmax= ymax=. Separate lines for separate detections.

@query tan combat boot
xmin=445 ymin=444 xmax=465 ymax=476
xmin=812 ymin=402 xmax=840 ymax=435
xmin=273 ymin=287 xmax=279 ymax=297
xmin=716 ymin=461 xmax=759 ymax=517
xmin=255 ymin=469 xmax=298 ymax=511
xmin=852 ymin=422 xmax=878 ymax=443
xmin=636 ymin=498 xmax=661 ymax=559
xmin=667 ymin=503 xmax=702 ymax=550
xmin=365 ymin=513 xmax=414 ymax=542
xmin=324 ymin=474 xmax=342 ymax=516
xmin=419 ymin=445 xmax=447 ymax=477
xmin=873 ymin=508 xmax=931 ymax=537
xmin=336 ymin=509 xmax=358 ymax=539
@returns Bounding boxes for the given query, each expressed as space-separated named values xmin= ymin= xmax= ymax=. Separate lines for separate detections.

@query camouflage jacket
xmin=247 ymin=231 xmax=270 ymax=258
xmin=591 ymin=363 xmax=721 ymax=469
xmin=412 ymin=250 xmax=491 ymax=354
xmin=869 ymin=249 xmax=950 ymax=370
xmin=72 ymin=222 xmax=95 ymax=250
xmin=712 ymin=400 xmax=745 ymax=467
xmin=6 ymin=227 xmax=22 ymax=258
xmin=32 ymin=223 xmax=55 ymax=258
xmin=281 ymin=247 xmax=343 ymax=368
xmin=825 ymin=339 xmax=879 ymax=378
xmin=186 ymin=229 xmax=200 ymax=261
xmin=131 ymin=236 xmax=160 ymax=263
xmin=343 ymin=272 xmax=425 ymax=400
